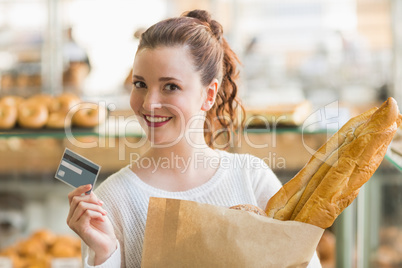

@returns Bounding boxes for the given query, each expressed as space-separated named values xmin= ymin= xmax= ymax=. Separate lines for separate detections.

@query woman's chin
xmin=146 ymin=135 xmax=180 ymax=147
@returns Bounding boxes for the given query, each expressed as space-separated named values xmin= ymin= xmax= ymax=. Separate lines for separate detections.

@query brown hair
xmin=137 ymin=10 xmax=245 ymax=148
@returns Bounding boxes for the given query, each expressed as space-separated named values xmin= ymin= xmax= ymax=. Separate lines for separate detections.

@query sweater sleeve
xmin=81 ymin=240 xmax=121 ymax=268
xmin=307 ymin=251 xmax=322 ymax=267
xmin=247 ymin=154 xmax=283 ymax=210
xmin=80 ymin=176 xmax=126 ymax=267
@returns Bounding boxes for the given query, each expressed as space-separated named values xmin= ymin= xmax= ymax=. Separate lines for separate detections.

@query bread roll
xmin=28 ymin=94 xmax=54 ymax=110
xmin=17 ymin=100 xmax=49 ymax=129
xmin=266 ymin=97 xmax=401 ymax=229
xmin=31 ymin=229 xmax=56 ymax=247
xmin=0 ymin=103 xmax=18 ymax=129
xmin=0 ymin=95 xmax=24 ymax=106
xmin=46 ymin=111 xmax=72 ymax=129
xmin=72 ymin=102 xmax=107 ymax=128
xmin=47 ymin=93 xmax=81 ymax=129
xmin=49 ymin=93 xmax=80 ymax=114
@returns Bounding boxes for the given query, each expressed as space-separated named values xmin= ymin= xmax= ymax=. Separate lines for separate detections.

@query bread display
xmin=0 ymin=93 xmax=107 ymax=130
xmin=265 ymin=97 xmax=402 ymax=229
xmin=389 ymin=125 xmax=402 ymax=159
xmin=0 ymin=229 xmax=81 ymax=268
xmin=245 ymin=100 xmax=312 ymax=127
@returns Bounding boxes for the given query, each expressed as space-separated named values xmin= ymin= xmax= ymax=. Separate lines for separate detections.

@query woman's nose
xmin=142 ymin=90 xmax=162 ymax=111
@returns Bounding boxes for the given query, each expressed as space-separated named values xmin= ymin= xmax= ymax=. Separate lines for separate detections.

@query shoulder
xmin=218 ymin=150 xmax=281 ymax=183
xmin=217 ymin=150 xmax=282 ymax=208
xmin=217 ymin=150 xmax=279 ymax=185
xmin=218 ymin=150 xmax=272 ymax=173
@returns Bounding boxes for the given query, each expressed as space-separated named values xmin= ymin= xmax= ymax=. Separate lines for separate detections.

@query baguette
xmin=265 ymin=107 xmax=377 ymax=220
xmin=265 ymin=97 xmax=401 ymax=229
xmin=230 ymin=204 xmax=267 ymax=216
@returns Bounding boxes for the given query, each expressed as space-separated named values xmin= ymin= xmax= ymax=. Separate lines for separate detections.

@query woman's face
xmin=130 ymin=46 xmax=209 ymax=146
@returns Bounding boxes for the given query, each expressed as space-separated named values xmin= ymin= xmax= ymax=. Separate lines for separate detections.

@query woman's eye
xmin=164 ymin=84 xmax=180 ymax=91
xmin=133 ymin=81 xmax=147 ymax=88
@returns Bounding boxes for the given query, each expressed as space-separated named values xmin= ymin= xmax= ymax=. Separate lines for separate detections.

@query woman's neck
xmin=130 ymin=139 xmax=221 ymax=192
xmin=140 ymin=137 xmax=219 ymax=173
xmin=145 ymin=139 xmax=217 ymax=166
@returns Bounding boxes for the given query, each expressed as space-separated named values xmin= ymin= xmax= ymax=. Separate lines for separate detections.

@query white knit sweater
xmin=82 ymin=150 xmax=321 ymax=267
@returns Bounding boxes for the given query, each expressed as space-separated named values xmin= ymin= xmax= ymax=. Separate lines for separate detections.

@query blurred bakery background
xmin=0 ymin=0 xmax=402 ymax=267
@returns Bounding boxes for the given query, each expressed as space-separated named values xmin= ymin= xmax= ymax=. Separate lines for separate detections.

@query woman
xmin=67 ymin=10 xmax=321 ymax=267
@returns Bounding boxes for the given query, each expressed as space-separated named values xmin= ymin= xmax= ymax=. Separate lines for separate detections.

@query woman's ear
xmin=201 ymin=79 xmax=219 ymax=111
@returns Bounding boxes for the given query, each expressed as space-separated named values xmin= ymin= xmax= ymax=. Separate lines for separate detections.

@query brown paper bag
xmin=141 ymin=198 xmax=324 ymax=268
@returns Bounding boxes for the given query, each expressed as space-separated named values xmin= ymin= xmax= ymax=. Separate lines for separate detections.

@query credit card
xmin=55 ymin=148 xmax=101 ymax=194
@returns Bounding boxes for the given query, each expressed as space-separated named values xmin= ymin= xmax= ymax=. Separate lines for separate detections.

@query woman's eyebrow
xmin=133 ymin=75 xmax=145 ymax=80
xmin=133 ymin=75 xmax=182 ymax=82
xmin=159 ymin=77 xmax=182 ymax=82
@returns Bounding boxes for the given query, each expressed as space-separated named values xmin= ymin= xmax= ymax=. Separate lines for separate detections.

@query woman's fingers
xmin=65 ymin=185 xmax=117 ymax=258
xmin=67 ymin=186 xmax=104 ymax=221
xmin=68 ymin=184 xmax=92 ymax=204
xmin=69 ymin=209 xmax=105 ymax=234
xmin=69 ymin=191 xmax=102 ymax=211
xmin=69 ymin=201 xmax=107 ymax=225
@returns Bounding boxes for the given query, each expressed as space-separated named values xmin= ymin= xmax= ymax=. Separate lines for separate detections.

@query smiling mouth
xmin=145 ymin=115 xmax=172 ymax=123
xmin=143 ymin=114 xmax=173 ymax=127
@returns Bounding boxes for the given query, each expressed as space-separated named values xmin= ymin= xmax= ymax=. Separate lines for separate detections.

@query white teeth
xmin=145 ymin=116 xmax=170 ymax=123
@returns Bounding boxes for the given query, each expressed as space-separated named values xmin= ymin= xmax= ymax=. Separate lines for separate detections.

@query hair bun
xmin=184 ymin=10 xmax=223 ymax=41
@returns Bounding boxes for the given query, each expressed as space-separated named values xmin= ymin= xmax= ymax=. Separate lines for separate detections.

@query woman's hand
xmin=67 ymin=184 xmax=117 ymax=265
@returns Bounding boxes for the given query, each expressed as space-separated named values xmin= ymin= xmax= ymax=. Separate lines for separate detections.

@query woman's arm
xmin=247 ymin=155 xmax=282 ymax=209
xmin=81 ymin=239 xmax=121 ymax=268
xmin=67 ymin=184 xmax=118 ymax=265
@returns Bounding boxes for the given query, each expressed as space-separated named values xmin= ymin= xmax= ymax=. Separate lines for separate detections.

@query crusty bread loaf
xmin=230 ymin=204 xmax=267 ymax=216
xmin=266 ymin=97 xmax=401 ymax=229
xmin=265 ymin=107 xmax=377 ymax=220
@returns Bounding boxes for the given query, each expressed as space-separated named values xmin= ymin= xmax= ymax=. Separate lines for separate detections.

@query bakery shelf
xmin=0 ymin=120 xmax=145 ymax=138
xmin=384 ymin=130 xmax=402 ymax=172
xmin=243 ymin=125 xmax=333 ymax=135
xmin=385 ymin=148 xmax=402 ymax=172
xmin=0 ymin=122 xmax=334 ymax=139
xmin=0 ymin=128 xmax=98 ymax=139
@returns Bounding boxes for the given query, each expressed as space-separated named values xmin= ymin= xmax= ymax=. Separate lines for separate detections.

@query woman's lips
xmin=143 ymin=114 xmax=172 ymax=127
